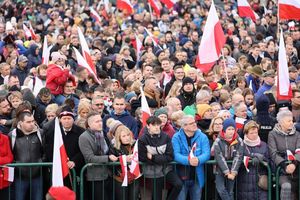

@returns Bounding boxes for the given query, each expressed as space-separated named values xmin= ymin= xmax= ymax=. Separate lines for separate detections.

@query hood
xmin=28 ymin=44 xmax=39 ymax=56
xmin=272 ymin=123 xmax=296 ymax=136
xmin=256 ymin=94 xmax=270 ymax=113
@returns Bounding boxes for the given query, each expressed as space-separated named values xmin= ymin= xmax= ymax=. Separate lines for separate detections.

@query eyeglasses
xmin=214 ymin=123 xmax=223 ymax=126
xmin=185 ymin=121 xmax=196 ymax=126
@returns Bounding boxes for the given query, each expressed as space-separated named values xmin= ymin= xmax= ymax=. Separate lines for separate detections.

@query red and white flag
xmin=3 ymin=166 xmax=14 ymax=182
xmin=148 ymin=0 xmax=161 ymax=16
xmin=237 ymin=0 xmax=259 ymax=22
xmin=277 ymin=30 xmax=292 ymax=101
xmin=160 ymin=0 xmax=176 ymax=9
xmin=140 ymin=87 xmax=151 ymax=127
xmin=119 ymin=155 xmax=128 ymax=186
xmin=279 ymin=0 xmax=300 ymax=20
xmin=90 ymin=7 xmax=102 ymax=22
xmin=135 ymin=34 xmax=143 ymax=62
xmin=52 ymin=118 xmax=69 ymax=186
xmin=144 ymin=27 xmax=162 ymax=50
xmin=244 ymin=156 xmax=250 ymax=172
xmin=287 ymin=150 xmax=296 ymax=161
xmin=23 ymin=24 xmax=31 ymax=39
xmin=195 ymin=2 xmax=225 ymax=73
xmin=188 ymin=143 xmax=197 ymax=160
xmin=116 ymin=0 xmax=134 ymax=15
xmin=77 ymin=27 xmax=97 ymax=76
xmin=29 ymin=23 xmax=37 ymax=40
xmin=129 ymin=140 xmax=141 ymax=178
xmin=235 ymin=117 xmax=247 ymax=130
xmin=73 ymin=47 xmax=101 ymax=84
xmin=42 ymin=36 xmax=53 ymax=65
xmin=295 ymin=148 xmax=300 ymax=154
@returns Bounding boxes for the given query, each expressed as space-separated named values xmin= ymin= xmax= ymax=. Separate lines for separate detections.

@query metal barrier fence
xmin=80 ymin=160 xmax=272 ymax=200
xmin=1 ymin=162 xmax=76 ymax=200
xmin=275 ymin=162 xmax=300 ymax=200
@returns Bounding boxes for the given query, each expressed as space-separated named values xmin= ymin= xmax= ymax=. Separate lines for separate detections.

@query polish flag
xmin=279 ymin=0 xmax=300 ymax=20
xmin=140 ymin=87 xmax=151 ymax=127
xmin=3 ymin=166 xmax=14 ymax=182
xmin=29 ymin=23 xmax=37 ymax=40
xmin=287 ymin=150 xmax=296 ymax=161
xmin=160 ymin=0 xmax=176 ymax=9
xmin=52 ymin=118 xmax=69 ymax=186
xmin=42 ymin=36 xmax=53 ymax=65
xmin=237 ymin=0 xmax=259 ymax=22
xmin=195 ymin=2 xmax=226 ymax=74
xmin=90 ymin=7 xmax=102 ymax=22
xmin=135 ymin=34 xmax=143 ymax=62
xmin=119 ymin=155 xmax=128 ymax=186
xmin=235 ymin=117 xmax=247 ymax=131
xmin=73 ymin=47 xmax=101 ymax=84
xmin=295 ymin=148 xmax=300 ymax=154
xmin=144 ymin=27 xmax=163 ymax=50
xmin=148 ymin=0 xmax=161 ymax=16
xmin=129 ymin=140 xmax=141 ymax=178
xmin=277 ymin=30 xmax=292 ymax=101
xmin=188 ymin=143 xmax=197 ymax=160
xmin=23 ymin=24 xmax=31 ymax=39
xmin=244 ymin=156 xmax=250 ymax=172
xmin=116 ymin=0 xmax=134 ymax=15
xmin=77 ymin=27 xmax=97 ymax=76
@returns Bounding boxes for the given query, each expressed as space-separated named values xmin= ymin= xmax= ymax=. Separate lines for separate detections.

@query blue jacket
xmin=172 ymin=128 xmax=210 ymax=188
xmin=255 ymin=83 xmax=272 ymax=100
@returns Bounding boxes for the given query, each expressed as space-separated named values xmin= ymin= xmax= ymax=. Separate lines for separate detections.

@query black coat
xmin=43 ymin=120 xmax=85 ymax=174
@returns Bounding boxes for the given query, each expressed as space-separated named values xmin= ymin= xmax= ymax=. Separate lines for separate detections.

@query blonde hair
xmin=171 ymin=110 xmax=185 ymax=122
xmin=8 ymin=91 xmax=23 ymax=101
xmin=77 ymin=101 xmax=91 ymax=116
xmin=243 ymin=120 xmax=259 ymax=135
xmin=113 ymin=125 xmax=134 ymax=150
xmin=45 ymin=103 xmax=59 ymax=115
xmin=208 ymin=117 xmax=223 ymax=136
xmin=166 ymin=81 xmax=182 ymax=100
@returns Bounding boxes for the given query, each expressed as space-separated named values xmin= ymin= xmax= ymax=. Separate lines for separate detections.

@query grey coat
xmin=268 ymin=124 xmax=300 ymax=172
xmin=78 ymin=129 xmax=110 ymax=181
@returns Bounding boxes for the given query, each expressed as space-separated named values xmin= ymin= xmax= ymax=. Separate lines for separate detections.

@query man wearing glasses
xmin=172 ymin=115 xmax=210 ymax=200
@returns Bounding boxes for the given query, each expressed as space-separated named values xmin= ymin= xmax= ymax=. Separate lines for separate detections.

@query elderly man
xmin=269 ymin=110 xmax=300 ymax=200
xmin=255 ymin=70 xmax=275 ymax=99
xmin=172 ymin=115 xmax=210 ymax=200
xmin=44 ymin=106 xmax=85 ymax=187
xmin=0 ymin=62 xmax=10 ymax=85
xmin=229 ymin=93 xmax=252 ymax=118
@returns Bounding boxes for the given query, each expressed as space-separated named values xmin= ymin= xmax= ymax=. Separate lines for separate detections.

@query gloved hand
xmin=251 ymin=157 xmax=260 ymax=166
xmin=252 ymin=153 xmax=264 ymax=163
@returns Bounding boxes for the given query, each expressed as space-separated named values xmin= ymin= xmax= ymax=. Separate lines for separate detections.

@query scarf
xmin=273 ymin=123 xmax=296 ymax=136
xmin=220 ymin=130 xmax=238 ymax=145
xmin=243 ymin=135 xmax=261 ymax=147
xmin=89 ymin=129 xmax=109 ymax=155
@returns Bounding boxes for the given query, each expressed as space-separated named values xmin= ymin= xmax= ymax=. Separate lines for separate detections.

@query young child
xmin=214 ymin=118 xmax=244 ymax=200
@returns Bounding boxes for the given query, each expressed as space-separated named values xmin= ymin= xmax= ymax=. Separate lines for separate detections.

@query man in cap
xmin=46 ymin=51 xmax=76 ymax=96
xmin=44 ymin=106 xmax=85 ymax=187
xmin=11 ymin=55 xmax=29 ymax=85
xmin=255 ymin=70 xmax=276 ymax=99
xmin=246 ymin=65 xmax=263 ymax=93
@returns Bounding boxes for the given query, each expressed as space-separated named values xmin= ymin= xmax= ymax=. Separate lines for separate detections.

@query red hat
xmin=209 ymin=82 xmax=221 ymax=91
xmin=48 ymin=186 xmax=76 ymax=200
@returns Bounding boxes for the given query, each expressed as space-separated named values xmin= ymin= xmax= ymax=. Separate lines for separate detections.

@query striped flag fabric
xmin=287 ymin=150 xmax=296 ymax=161
xmin=279 ymin=0 xmax=300 ymax=20
xmin=52 ymin=118 xmax=69 ymax=186
xmin=119 ymin=155 xmax=128 ymax=187
xmin=140 ymin=87 xmax=151 ymax=127
xmin=89 ymin=7 xmax=102 ymax=22
xmin=116 ymin=0 xmax=134 ymax=15
xmin=188 ymin=143 xmax=197 ymax=160
xmin=237 ymin=0 xmax=259 ymax=22
xmin=244 ymin=156 xmax=250 ymax=172
xmin=3 ymin=166 xmax=14 ymax=182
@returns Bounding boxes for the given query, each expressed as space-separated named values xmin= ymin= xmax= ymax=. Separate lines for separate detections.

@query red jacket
xmin=0 ymin=134 xmax=13 ymax=189
xmin=46 ymin=64 xmax=75 ymax=95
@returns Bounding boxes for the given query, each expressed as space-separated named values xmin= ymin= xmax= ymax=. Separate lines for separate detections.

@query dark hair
xmin=17 ymin=111 xmax=33 ymax=122
xmin=146 ymin=116 xmax=162 ymax=125
xmin=38 ymin=87 xmax=51 ymax=97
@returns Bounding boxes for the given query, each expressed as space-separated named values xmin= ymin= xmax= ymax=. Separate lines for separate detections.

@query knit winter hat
xmin=48 ymin=186 xmax=76 ymax=200
xmin=197 ymin=104 xmax=212 ymax=118
xmin=124 ymin=91 xmax=137 ymax=103
xmin=222 ymin=118 xmax=236 ymax=131
xmin=154 ymin=107 xmax=168 ymax=117
xmin=182 ymin=77 xmax=194 ymax=86
xmin=106 ymin=118 xmax=123 ymax=136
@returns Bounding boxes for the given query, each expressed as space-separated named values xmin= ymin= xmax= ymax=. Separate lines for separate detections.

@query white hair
xmin=180 ymin=115 xmax=195 ymax=127
xmin=196 ymin=90 xmax=210 ymax=102
xmin=276 ymin=110 xmax=293 ymax=124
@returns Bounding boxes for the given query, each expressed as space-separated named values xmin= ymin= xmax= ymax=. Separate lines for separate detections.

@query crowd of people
xmin=0 ymin=0 xmax=300 ymax=199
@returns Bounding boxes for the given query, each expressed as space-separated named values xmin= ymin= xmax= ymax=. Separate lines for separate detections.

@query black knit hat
xmin=182 ymin=77 xmax=194 ymax=86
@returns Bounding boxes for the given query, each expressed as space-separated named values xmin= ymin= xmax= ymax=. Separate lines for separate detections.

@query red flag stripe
xmin=279 ymin=3 xmax=300 ymax=20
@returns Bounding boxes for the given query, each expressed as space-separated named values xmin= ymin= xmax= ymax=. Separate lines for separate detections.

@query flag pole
xmin=221 ymin=49 xmax=229 ymax=85
xmin=148 ymin=3 xmax=153 ymax=22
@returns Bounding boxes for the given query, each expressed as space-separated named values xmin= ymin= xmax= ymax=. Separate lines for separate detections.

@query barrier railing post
xmin=275 ymin=166 xmax=281 ymax=200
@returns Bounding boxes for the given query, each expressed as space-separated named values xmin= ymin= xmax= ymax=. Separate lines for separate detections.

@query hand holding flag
xmin=188 ymin=143 xmax=197 ymax=160
xmin=243 ymin=156 xmax=250 ymax=172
